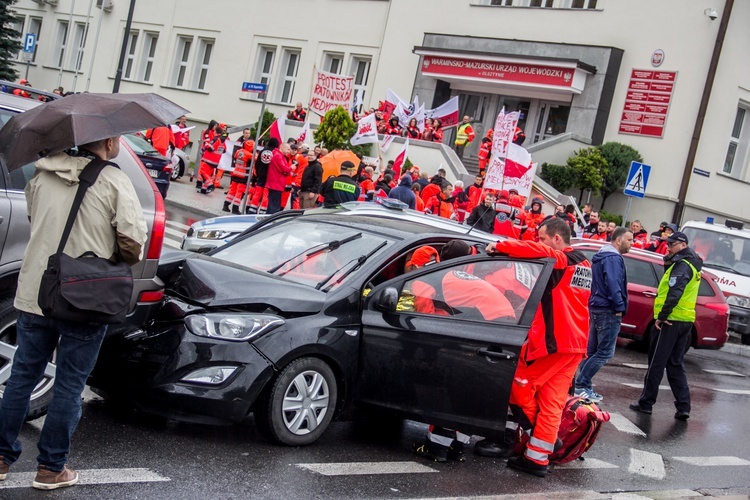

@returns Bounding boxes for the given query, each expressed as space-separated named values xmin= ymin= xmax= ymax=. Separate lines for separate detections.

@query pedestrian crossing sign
xmin=624 ymin=161 xmax=651 ymax=198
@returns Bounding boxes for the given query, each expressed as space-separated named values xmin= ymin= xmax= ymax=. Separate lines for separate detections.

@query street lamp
xmin=112 ymin=0 xmax=137 ymax=93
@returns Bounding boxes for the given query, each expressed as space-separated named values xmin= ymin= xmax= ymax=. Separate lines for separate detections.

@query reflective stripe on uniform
xmin=529 ymin=436 xmax=555 ymax=452
xmin=525 ymin=448 xmax=548 ymax=462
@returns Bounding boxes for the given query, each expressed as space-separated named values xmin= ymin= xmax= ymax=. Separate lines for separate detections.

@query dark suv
xmin=0 ymin=85 xmax=167 ymax=419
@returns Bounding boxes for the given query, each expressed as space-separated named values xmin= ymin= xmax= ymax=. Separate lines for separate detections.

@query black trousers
xmin=266 ymin=189 xmax=283 ymax=214
xmin=638 ymin=321 xmax=691 ymax=413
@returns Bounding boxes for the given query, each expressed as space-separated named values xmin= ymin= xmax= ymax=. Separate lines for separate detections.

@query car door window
xmin=399 ymin=259 xmax=542 ymax=324
xmin=624 ymin=257 xmax=659 ymax=287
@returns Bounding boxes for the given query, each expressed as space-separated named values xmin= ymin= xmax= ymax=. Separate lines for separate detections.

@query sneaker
xmin=588 ymin=390 xmax=604 ymax=403
xmin=575 ymin=388 xmax=602 ymax=403
xmin=412 ymin=442 xmax=447 ymax=463
xmin=0 ymin=457 xmax=9 ymax=481
xmin=206 ymin=185 xmax=215 ymax=194
xmin=629 ymin=402 xmax=652 ymax=415
xmin=507 ymin=455 xmax=548 ymax=478
xmin=32 ymin=465 xmax=79 ymax=490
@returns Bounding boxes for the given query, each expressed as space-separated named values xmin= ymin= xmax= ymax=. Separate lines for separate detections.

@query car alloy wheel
xmin=257 ymin=357 xmax=337 ymax=446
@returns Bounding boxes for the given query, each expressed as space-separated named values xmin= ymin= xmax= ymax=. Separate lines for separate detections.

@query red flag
xmin=504 ymin=143 xmax=532 ymax=178
xmin=392 ymin=139 xmax=409 ymax=174
xmin=269 ymin=118 xmax=285 ymax=143
xmin=296 ymin=121 xmax=311 ymax=144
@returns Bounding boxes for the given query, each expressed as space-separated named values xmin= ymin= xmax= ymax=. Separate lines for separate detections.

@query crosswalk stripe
xmin=166 ymin=220 xmax=189 ymax=231
xmin=703 ymin=369 xmax=746 ymax=377
xmin=621 ymin=383 xmax=670 ymax=390
xmin=672 ymin=456 xmax=750 ymax=466
xmin=296 ymin=461 xmax=437 ymax=476
xmin=163 ymin=238 xmax=181 ymax=249
xmin=628 ymin=448 xmax=665 ymax=479
xmin=556 ymin=458 xmax=618 ymax=469
xmin=608 ymin=412 xmax=646 ymax=437
xmin=714 ymin=388 xmax=750 ymax=395
xmin=164 ymin=226 xmax=185 ymax=238
xmin=0 ymin=468 xmax=169 ymax=489
xmin=404 ymin=492 xmax=609 ymax=499
xmin=621 ymin=363 xmax=649 ymax=369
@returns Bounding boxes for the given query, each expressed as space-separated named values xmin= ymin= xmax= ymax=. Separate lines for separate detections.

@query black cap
xmin=340 ymin=161 xmax=356 ymax=170
xmin=440 ymin=240 xmax=471 ymax=261
xmin=667 ymin=232 xmax=688 ymax=244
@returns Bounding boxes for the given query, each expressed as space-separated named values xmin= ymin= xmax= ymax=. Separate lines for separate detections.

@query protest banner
xmin=484 ymin=108 xmax=519 ymax=189
xmin=351 ymin=113 xmax=379 ymax=145
xmin=310 ymin=69 xmax=355 ymax=115
xmin=503 ymin=162 xmax=538 ymax=200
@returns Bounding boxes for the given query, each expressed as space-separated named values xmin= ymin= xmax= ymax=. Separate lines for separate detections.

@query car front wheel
xmin=0 ymin=297 xmax=56 ymax=420
xmin=256 ymin=357 xmax=337 ymax=446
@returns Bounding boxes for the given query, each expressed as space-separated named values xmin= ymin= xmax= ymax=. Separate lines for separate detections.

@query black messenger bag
xmin=37 ymin=158 xmax=133 ymax=325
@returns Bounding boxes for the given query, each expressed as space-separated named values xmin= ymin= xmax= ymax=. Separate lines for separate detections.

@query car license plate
xmin=148 ymin=169 xmax=160 ymax=178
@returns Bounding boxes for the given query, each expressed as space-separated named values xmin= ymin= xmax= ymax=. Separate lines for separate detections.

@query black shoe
xmin=221 ymin=202 xmax=231 ymax=212
xmin=474 ymin=439 xmax=515 ymax=458
xmin=206 ymin=185 xmax=215 ymax=194
xmin=674 ymin=411 xmax=690 ymax=421
xmin=231 ymin=206 xmax=241 ymax=215
xmin=507 ymin=455 xmax=548 ymax=478
xmin=413 ymin=442 xmax=447 ymax=463
xmin=629 ymin=402 xmax=652 ymax=415
xmin=246 ymin=207 xmax=257 ymax=214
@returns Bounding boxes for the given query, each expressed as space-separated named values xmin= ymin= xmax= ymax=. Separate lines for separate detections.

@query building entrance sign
xmin=618 ymin=69 xmax=677 ymax=138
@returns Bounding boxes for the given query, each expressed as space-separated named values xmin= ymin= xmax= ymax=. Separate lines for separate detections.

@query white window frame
xmin=171 ymin=35 xmax=193 ymax=89
xmin=192 ymin=38 xmax=214 ymax=91
xmin=68 ymin=22 xmax=88 ymax=71
xmin=137 ymin=32 xmax=158 ymax=83
xmin=277 ymin=49 xmax=300 ymax=104
xmin=323 ymin=52 xmax=344 ymax=74
xmin=123 ymin=30 xmax=138 ymax=80
xmin=27 ymin=17 xmax=42 ymax=63
xmin=350 ymin=55 xmax=371 ymax=107
xmin=253 ymin=46 xmax=276 ymax=101
xmin=723 ymin=105 xmax=750 ymax=178
xmin=563 ymin=0 xmax=598 ymax=8
xmin=11 ymin=17 xmax=23 ymax=61
xmin=52 ymin=20 xmax=68 ymax=69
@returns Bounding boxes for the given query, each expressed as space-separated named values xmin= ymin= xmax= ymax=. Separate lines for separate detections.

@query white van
xmin=681 ymin=220 xmax=750 ymax=344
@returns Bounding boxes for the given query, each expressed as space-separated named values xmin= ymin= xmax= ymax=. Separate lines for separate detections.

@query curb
xmin=719 ymin=342 xmax=750 ymax=358
xmin=165 ymin=197 xmax=217 ymax=220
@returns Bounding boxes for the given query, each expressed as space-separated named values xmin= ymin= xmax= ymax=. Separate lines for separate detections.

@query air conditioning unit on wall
xmin=96 ymin=0 xmax=114 ymax=12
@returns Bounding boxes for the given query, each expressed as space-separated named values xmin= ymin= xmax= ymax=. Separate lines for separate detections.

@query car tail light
xmin=139 ymin=290 xmax=164 ymax=303
xmin=705 ymin=302 xmax=729 ymax=315
xmin=163 ymin=164 xmax=173 ymax=175
xmin=147 ymin=184 xmax=166 ymax=260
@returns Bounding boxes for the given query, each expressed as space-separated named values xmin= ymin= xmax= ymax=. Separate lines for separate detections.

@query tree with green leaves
xmin=568 ymin=147 xmax=606 ymax=202
xmin=0 ymin=0 xmax=21 ymax=81
xmin=597 ymin=142 xmax=643 ymax=209
xmin=539 ymin=162 xmax=575 ymax=193
xmin=249 ymin=110 xmax=277 ymax=143
xmin=314 ymin=106 xmax=357 ymax=151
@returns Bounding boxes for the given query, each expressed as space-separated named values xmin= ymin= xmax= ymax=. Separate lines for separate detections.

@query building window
xmin=723 ymin=106 xmax=748 ymax=177
xmin=323 ymin=52 xmax=343 ymax=74
xmin=123 ymin=31 xmax=138 ymax=80
xmin=193 ymin=38 xmax=213 ymax=91
xmin=138 ymin=32 xmax=158 ymax=82
xmin=172 ymin=36 xmax=192 ymax=88
xmin=52 ymin=21 xmax=68 ymax=69
xmin=11 ymin=17 xmax=23 ymax=60
xmin=27 ymin=17 xmax=42 ymax=63
xmin=351 ymin=56 xmax=371 ymax=105
xmin=566 ymin=0 xmax=597 ymax=8
xmin=69 ymin=22 xmax=88 ymax=71
xmin=253 ymin=46 xmax=275 ymax=100
xmin=278 ymin=49 xmax=299 ymax=104
xmin=530 ymin=0 xmax=554 ymax=6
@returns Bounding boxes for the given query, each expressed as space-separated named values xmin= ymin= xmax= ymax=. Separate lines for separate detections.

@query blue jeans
xmin=0 ymin=312 xmax=106 ymax=471
xmin=575 ymin=310 xmax=621 ymax=391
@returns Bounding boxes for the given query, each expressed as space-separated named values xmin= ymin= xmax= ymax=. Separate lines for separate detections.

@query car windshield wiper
xmin=703 ymin=262 xmax=737 ymax=274
xmin=267 ymin=232 xmax=363 ymax=276
xmin=316 ymin=240 xmax=388 ymax=292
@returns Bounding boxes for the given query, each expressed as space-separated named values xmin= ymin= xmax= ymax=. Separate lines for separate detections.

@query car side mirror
xmin=197 ymin=245 xmax=214 ymax=254
xmin=376 ymin=287 xmax=398 ymax=312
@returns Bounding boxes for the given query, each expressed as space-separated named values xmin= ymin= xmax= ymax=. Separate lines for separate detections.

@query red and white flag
xmin=350 ymin=113 xmax=379 ymax=145
xmin=484 ymin=108 xmax=520 ymax=190
xmin=296 ymin=121 xmax=311 ymax=144
xmin=392 ymin=139 xmax=409 ymax=174
xmin=380 ymin=134 xmax=396 ymax=153
xmin=269 ymin=118 xmax=285 ymax=143
xmin=503 ymin=143 xmax=533 ymax=178
xmin=503 ymin=162 xmax=538 ymax=199
xmin=427 ymin=96 xmax=459 ymax=129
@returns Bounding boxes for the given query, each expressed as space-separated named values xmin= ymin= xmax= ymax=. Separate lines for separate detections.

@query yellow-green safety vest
xmin=653 ymin=260 xmax=700 ymax=322
xmin=456 ymin=123 xmax=472 ymax=145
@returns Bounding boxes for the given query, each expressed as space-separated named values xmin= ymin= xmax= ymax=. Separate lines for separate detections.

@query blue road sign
xmin=624 ymin=161 xmax=651 ymax=198
xmin=23 ymin=33 xmax=36 ymax=53
xmin=242 ymin=82 xmax=267 ymax=93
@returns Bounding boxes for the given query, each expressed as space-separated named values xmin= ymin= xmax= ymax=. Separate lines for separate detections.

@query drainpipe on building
xmin=112 ymin=0 xmax=137 ymax=93
xmin=673 ymin=0 xmax=734 ymax=225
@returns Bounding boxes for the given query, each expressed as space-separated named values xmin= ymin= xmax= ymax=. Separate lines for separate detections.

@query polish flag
xmin=296 ymin=120 xmax=311 ymax=144
xmin=269 ymin=118 xmax=285 ymax=143
xmin=503 ymin=143 xmax=533 ymax=178
xmin=392 ymin=139 xmax=409 ymax=174
xmin=427 ymin=96 xmax=459 ymax=128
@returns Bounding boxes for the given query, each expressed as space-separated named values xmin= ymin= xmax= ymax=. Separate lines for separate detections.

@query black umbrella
xmin=0 ymin=92 xmax=189 ymax=170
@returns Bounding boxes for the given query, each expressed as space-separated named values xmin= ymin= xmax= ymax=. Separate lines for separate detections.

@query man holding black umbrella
xmin=0 ymin=92 xmax=184 ymax=490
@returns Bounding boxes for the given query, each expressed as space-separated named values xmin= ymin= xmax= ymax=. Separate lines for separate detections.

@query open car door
xmin=358 ymin=254 xmax=554 ymax=439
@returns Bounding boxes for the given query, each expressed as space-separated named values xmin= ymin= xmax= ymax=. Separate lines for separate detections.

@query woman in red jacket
xmin=431 ymin=119 xmax=444 ymax=143
xmin=403 ymin=118 xmax=422 ymax=140
xmin=385 ymin=117 xmax=402 ymax=136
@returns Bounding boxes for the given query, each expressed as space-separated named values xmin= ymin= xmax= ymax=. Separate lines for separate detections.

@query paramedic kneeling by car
xmin=476 ymin=217 xmax=591 ymax=478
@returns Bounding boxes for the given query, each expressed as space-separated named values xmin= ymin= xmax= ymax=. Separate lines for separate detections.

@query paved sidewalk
xmin=165 ymin=176 xmax=235 ymax=219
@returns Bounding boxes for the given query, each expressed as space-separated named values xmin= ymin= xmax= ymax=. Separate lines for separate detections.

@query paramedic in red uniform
xmin=476 ymin=217 xmax=591 ymax=478
xmin=223 ymin=140 xmax=254 ymax=214
xmin=145 ymin=125 xmax=176 ymax=157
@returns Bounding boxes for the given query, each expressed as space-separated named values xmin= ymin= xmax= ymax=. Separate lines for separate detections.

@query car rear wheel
xmin=0 ymin=297 xmax=56 ymax=420
xmin=256 ymin=357 xmax=337 ymax=446
xmin=170 ymin=157 xmax=185 ymax=180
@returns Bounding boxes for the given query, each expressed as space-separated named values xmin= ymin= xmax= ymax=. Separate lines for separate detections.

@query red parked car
xmin=572 ymin=239 xmax=729 ymax=351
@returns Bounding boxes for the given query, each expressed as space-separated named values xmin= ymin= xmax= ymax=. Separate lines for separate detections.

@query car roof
xmin=0 ymin=80 xmax=59 ymax=104
xmin=571 ymin=238 xmax=662 ymax=263
xmin=682 ymin=220 xmax=750 ymax=238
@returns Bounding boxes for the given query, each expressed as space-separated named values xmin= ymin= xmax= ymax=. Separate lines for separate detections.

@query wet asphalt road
xmin=3 ymin=205 xmax=750 ymax=498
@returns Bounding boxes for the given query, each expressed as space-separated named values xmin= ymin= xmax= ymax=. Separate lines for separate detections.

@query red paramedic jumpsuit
xmin=225 ymin=141 xmax=254 ymax=210
xmin=145 ymin=126 xmax=175 ymax=157
xmin=199 ymin=134 xmax=226 ymax=188
xmin=494 ymin=239 xmax=591 ymax=467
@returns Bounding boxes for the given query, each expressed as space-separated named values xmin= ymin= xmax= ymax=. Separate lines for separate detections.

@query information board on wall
xmin=618 ymin=69 xmax=677 ymax=139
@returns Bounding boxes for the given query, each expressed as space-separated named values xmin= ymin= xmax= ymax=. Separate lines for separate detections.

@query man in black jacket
xmin=321 ymin=161 xmax=361 ymax=208
xmin=299 ymin=149 xmax=323 ymax=209
xmin=465 ymin=191 xmax=496 ymax=233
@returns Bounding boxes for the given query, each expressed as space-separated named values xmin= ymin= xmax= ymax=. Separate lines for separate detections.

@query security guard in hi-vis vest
xmin=321 ymin=161 xmax=361 ymax=208
xmin=630 ymin=231 xmax=702 ymax=422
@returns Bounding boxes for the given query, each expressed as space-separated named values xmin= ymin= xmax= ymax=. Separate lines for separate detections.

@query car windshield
xmin=123 ymin=133 xmax=162 ymax=157
xmin=683 ymin=227 xmax=750 ymax=277
xmin=212 ymin=219 xmax=394 ymax=289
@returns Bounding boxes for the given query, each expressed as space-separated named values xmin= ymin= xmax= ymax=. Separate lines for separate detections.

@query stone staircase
xmin=461 ymin=156 xmax=480 ymax=176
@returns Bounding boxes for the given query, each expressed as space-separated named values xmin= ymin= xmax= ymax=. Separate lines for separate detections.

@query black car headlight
xmin=196 ymin=229 xmax=235 ymax=240
xmin=185 ymin=313 xmax=284 ymax=342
